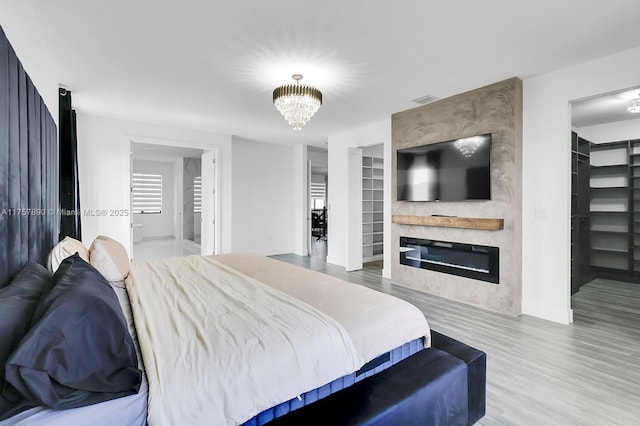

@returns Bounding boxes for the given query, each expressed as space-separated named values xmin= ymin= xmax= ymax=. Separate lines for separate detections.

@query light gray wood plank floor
xmin=271 ymin=253 xmax=640 ymax=426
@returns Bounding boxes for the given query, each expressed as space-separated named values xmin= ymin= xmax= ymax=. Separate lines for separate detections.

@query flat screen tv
xmin=397 ymin=134 xmax=492 ymax=201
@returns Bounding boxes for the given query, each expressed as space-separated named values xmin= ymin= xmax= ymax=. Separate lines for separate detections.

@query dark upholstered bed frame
xmin=271 ymin=330 xmax=486 ymax=425
xmin=0 ymin=25 xmax=59 ymax=288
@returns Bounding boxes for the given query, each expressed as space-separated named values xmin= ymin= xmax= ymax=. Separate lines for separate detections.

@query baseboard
xmin=251 ymin=248 xmax=295 ymax=257
xmin=139 ymin=235 xmax=175 ymax=242
xmin=326 ymin=255 xmax=344 ymax=268
xmin=382 ymin=267 xmax=391 ymax=279
xmin=521 ymin=302 xmax=572 ymax=325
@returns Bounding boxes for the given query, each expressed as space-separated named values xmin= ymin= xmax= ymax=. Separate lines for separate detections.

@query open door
xmin=129 ymin=152 xmax=134 ymax=260
xmin=200 ymin=150 xmax=215 ymax=255
xmin=345 ymin=147 xmax=363 ymax=271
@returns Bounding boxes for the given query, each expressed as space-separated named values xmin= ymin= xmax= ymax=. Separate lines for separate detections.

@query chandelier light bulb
xmin=628 ymin=94 xmax=640 ymax=114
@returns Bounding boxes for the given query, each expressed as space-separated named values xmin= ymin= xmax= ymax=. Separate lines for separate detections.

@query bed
xmin=1 ymin=243 xmax=431 ymax=426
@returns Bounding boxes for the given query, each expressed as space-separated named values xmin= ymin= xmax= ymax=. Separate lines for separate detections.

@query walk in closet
xmin=573 ymin=131 xmax=640 ymax=285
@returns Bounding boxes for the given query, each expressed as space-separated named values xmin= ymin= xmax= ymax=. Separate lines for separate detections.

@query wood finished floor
xmin=271 ymin=252 xmax=640 ymax=426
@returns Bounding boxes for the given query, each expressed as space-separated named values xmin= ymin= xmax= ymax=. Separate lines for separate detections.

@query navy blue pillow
xmin=3 ymin=254 xmax=142 ymax=413
xmin=0 ymin=262 xmax=51 ymax=378
xmin=0 ymin=262 xmax=52 ymax=419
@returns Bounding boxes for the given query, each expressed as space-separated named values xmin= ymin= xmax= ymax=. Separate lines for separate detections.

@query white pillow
xmin=89 ymin=235 xmax=131 ymax=281
xmin=47 ymin=236 xmax=90 ymax=272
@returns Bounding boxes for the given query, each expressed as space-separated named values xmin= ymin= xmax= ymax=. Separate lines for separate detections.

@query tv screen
xmin=397 ymin=134 xmax=491 ymax=201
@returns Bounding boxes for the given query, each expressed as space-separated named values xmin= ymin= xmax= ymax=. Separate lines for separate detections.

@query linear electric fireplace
xmin=400 ymin=237 xmax=499 ymax=284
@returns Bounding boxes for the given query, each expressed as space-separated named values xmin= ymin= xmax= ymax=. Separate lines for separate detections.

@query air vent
xmin=411 ymin=94 xmax=439 ymax=105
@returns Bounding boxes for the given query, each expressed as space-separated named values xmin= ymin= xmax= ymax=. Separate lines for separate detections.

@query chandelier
xmin=273 ymin=74 xmax=322 ymax=131
xmin=629 ymin=94 xmax=640 ymax=113
xmin=454 ymin=135 xmax=486 ymax=157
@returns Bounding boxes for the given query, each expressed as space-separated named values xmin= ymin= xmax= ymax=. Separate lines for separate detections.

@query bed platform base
xmin=270 ymin=330 xmax=486 ymax=426
xmin=431 ymin=331 xmax=486 ymax=425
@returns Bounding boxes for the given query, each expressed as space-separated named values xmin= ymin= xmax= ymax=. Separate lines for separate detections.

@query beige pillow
xmin=89 ymin=235 xmax=130 ymax=281
xmin=48 ymin=236 xmax=90 ymax=272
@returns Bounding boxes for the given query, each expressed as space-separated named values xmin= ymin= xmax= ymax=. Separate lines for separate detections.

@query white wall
xmin=522 ymin=45 xmax=640 ymax=324
xmin=132 ymin=159 xmax=175 ymax=240
xmin=0 ymin=3 xmax=58 ymax=121
xmin=231 ymin=137 xmax=296 ymax=255
xmin=327 ymin=120 xmax=392 ymax=278
xmin=76 ymin=113 xmax=233 ymax=256
xmin=575 ymin=118 xmax=640 ymax=143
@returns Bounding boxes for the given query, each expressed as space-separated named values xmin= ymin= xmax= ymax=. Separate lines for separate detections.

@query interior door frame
xmin=200 ymin=149 xmax=216 ymax=255
xmin=129 ymin=137 xmax=220 ymax=258
xmin=345 ymin=147 xmax=363 ymax=271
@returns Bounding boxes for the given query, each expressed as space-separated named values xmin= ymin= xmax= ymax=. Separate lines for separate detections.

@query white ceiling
xmin=571 ymin=87 xmax=640 ymax=127
xmin=25 ymin=0 xmax=640 ymax=145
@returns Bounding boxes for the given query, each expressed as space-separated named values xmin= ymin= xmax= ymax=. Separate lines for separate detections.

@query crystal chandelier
xmin=273 ymin=74 xmax=322 ymax=131
xmin=454 ymin=135 xmax=486 ymax=157
xmin=628 ymin=94 xmax=640 ymax=113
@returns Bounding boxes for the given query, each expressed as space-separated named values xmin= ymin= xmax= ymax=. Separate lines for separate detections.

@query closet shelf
xmin=590 ymin=210 xmax=627 ymax=213
xmin=591 ymin=247 xmax=628 ymax=254
xmin=590 ymin=164 xmax=627 ymax=169
xmin=589 ymin=230 xmax=628 ymax=235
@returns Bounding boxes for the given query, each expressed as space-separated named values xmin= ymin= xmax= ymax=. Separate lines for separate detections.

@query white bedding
xmin=214 ymin=253 xmax=431 ymax=360
xmin=0 ymin=375 xmax=148 ymax=426
xmin=126 ymin=256 xmax=363 ymax=426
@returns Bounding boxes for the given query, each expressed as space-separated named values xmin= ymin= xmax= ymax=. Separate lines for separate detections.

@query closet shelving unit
xmin=362 ymin=155 xmax=384 ymax=262
xmin=571 ymin=132 xmax=592 ymax=293
xmin=588 ymin=138 xmax=640 ymax=282
xmin=630 ymin=139 xmax=640 ymax=276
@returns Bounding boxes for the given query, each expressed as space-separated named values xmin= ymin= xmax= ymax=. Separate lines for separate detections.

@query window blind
xmin=132 ymin=173 xmax=163 ymax=214
xmin=194 ymin=176 xmax=202 ymax=213
xmin=311 ymin=182 xmax=326 ymax=209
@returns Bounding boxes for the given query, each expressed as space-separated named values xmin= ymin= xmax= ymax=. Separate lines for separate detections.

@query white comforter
xmin=214 ymin=253 xmax=431 ymax=361
xmin=126 ymin=256 xmax=363 ymax=426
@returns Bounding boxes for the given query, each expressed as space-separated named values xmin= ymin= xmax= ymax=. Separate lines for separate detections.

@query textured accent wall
xmin=391 ymin=78 xmax=522 ymax=316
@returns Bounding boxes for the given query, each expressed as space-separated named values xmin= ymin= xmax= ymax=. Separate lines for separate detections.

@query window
xmin=194 ymin=176 xmax=202 ymax=213
xmin=311 ymin=182 xmax=326 ymax=209
xmin=132 ymin=173 xmax=163 ymax=214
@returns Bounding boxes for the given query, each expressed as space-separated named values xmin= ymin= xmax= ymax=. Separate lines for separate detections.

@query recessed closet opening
xmin=570 ymin=86 xmax=640 ymax=319
xmin=362 ymin=144 xmax=385 ymax=275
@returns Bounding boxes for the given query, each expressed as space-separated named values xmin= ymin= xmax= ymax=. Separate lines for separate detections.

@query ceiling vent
xmin=411 ymin=94 xmax=439 ymax=105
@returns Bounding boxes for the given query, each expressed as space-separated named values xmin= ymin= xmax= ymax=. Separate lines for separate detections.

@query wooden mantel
xmin=392 ymin=215 xmax=504 ymax=231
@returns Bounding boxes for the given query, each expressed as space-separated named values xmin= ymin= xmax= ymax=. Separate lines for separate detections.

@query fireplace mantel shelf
xmin=392 ymin=215 xmax=504 ymax=231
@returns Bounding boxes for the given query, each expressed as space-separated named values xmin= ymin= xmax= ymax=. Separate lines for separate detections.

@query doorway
xmin=343 ymin=143 xmax=385 ymax=274
xmin=309 ymin=165 xmax=328 ymax=259
xmin=307 ymin=146 xmax=329 ymax=259
xmin=129 ymin=141 xmax=216 ymax=261
xmin=361 ymin=144 xmax=385 ymax=275
xmin=570 ymin=86 xmax=640 ymax=311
